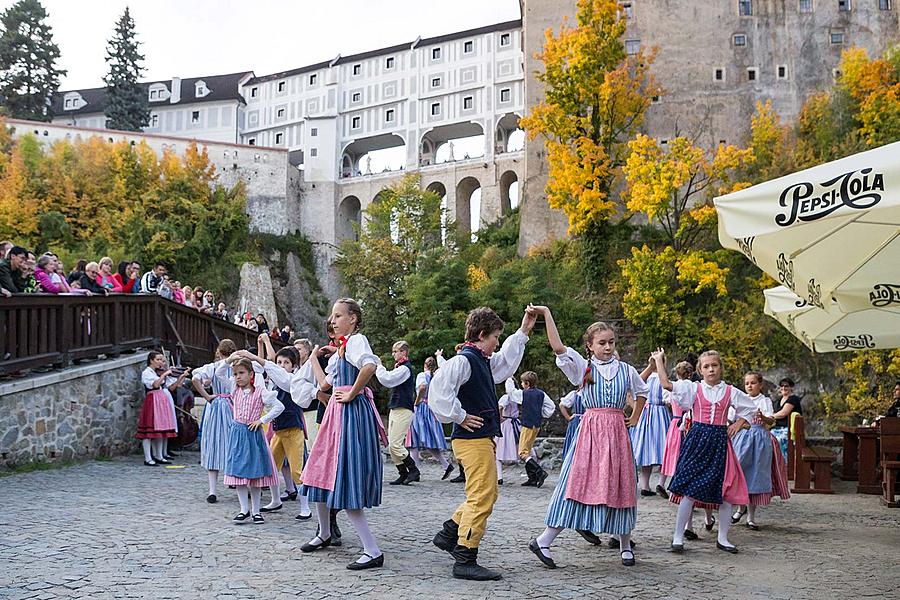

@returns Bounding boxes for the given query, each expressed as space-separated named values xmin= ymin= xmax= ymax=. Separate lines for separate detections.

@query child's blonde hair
xmin=521 ymin=371 xmax=538 ymax=388
xmin=698 ymin=350 xmax=722 ymax=369
xmin=582 ymin=322 xmax=616 ymax=386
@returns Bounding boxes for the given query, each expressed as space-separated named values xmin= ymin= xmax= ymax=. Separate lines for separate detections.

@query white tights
xmin=673 ymin=497 xmax=734 ymax=547
xmin=310 ymin=503 xmax=381 ymax=561
xmin=496 ymin=460 xmax=503 ymax=481
xmin=236 ymin=485 xmax=263 ymax=515
xmin=142 ymin=439 xmax=165 ymax=462
xmin=536 ymin=526 xmax=632 ymax=560
xmin=207 ymin=470 xmax=218 ymax=495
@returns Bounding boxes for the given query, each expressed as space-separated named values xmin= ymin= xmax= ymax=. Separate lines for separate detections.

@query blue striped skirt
xmin=302 ymin=394 xmax=383 ymax=510
xmin=561 ymin=414 xmax=582 ymax=457
xmin=200 ymin=395 xmax=233 ymax=471
xmin=544 ymin=418 xmax=637 ymax=535
xmin=407 ymin=402 xmax=447 ymax=451
xmin=629 ymin=403 xmax=671 ymax=467
xmin=732 ymin=425 xmax=774 ymax=494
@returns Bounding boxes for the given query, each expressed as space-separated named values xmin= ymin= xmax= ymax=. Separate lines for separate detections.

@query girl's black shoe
xmin=143 ymin=460 xmax=158 ymax=467
xmin=301 ymin=535 xmax=332 ymax=552
xmin=259 ymin=504 xmax=282 ymax=513
xmin=281 ymin=490 xmax=298 ymax=502
xmin=252 ymin=514 xmax=265 ymax=525
xmin=683 ymin=529 xmax=699 ymax=540
xmin=206 ymin=494 xmax=217 ymax=504
xmin=233 ymin=512 xmax=250 ymax=524
xmin=346 ymin=553 xmax=384 ymax=570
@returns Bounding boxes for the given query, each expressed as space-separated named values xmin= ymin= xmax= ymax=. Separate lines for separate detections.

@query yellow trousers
xmin=451 ymin=438 xmax=498 ymax=549
xmin=518 ymin=426 xmax=539 ymax=460
xmin=270 ymin=427 xmax=305 ymax=485
xmin=388 ymin=408 xmax=414 ymax=465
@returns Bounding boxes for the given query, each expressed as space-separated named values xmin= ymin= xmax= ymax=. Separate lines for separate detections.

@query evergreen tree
xmin=0 ymin=0 xmax=65 ymax=121
xmin=103 ymin=7 xmax=149 ymax=131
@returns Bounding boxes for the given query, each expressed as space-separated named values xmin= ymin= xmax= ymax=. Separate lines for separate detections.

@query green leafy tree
xmin=103 ymin=7 xmax=149 ymax=131
xmin=334 ymin=174 xmax=444 ymax=353
xmin=0 ymin=0 xmax=65 ymax=121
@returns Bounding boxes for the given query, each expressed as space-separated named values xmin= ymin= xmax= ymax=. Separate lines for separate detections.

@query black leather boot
xmin=401 ymin=454 xmax=420 ymax=485
xmin=521 ymin=460 xmax=537 ymax=486
xmin=449 ymin=464 xmax=466 ymax=483
xmin=432 ymin=519 xmax=458 ymax=554
xmin=451 ymin=545 xmax=502 ymax=581
xmin=389 ymin=462 xmax=408 ymax=485
xmin=532 ymin=459 xmax=548 ymax=488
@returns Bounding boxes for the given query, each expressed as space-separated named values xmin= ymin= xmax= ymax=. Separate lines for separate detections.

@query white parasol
xmin=763 ymin=285 xmax=900 ymax=352
xmin=715 ymin=141 xmax=900 ymax=314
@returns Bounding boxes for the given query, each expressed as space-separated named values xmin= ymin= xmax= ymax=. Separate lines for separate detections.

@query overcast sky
xmin=1 ymin=0 xmax=521 ymax=90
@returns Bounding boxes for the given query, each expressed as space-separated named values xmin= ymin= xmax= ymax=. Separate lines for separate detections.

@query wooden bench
xmin=880 ymin=417 xmax=900 ymax=508
xmin=790 ymin=414 xmax=835 ymax=494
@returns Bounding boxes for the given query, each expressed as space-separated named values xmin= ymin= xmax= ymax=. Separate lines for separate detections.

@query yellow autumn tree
xmin=521 ymin=0 xmax=659 ymax=235
xmin=616 ymin=134 xmax=752 ymax=344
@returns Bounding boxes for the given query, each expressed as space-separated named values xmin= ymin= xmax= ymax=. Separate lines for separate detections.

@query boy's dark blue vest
xmin=272 ymin=386 xmax=305 ymax=432
xmin=451 ymin=346 xmax=500 ymax=440
xmin=520 ymin=388 xmax=545 ymax=429
xmin=388 ymin=361 xmax=416 ymax=411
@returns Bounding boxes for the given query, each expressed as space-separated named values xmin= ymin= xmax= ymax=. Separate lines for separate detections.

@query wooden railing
xmin=0 ymin=294 xmax=279 ymax=375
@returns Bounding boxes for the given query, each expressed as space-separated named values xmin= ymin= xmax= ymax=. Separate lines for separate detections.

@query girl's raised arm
xmin=532 ymin=305 xmax=565 ymax=355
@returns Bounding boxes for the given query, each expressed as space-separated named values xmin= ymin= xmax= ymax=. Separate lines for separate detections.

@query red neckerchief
xmin=337 ymin=336 xmax=349 ymax=349
xmin=463 ymin=342 xmax=491 ymax=359
xmin=396 ymin=358 xmax=409 ymax=367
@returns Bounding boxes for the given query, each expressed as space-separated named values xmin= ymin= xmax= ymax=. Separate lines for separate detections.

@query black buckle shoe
xmin=232 ymin=512 xmax=250 ymax=524
xmin=252 ymin=513 xmax=265 ymax=525
xmin=683 ymin=529 xmax=699 ymax=541
xmin=656 ymin=484 xmax=669 ymax=499
xmin=300 ymin=535 xmax=332 ymax=553
xmin=670 ymin=542 xmax=684 ymax=553
xmin=281 ymin=490 xmax=298 ymax=502
xmin=442 ymin=464 xmax=454 ymax=480
xmin=206 ymin=494 xmax=217 ymax=504
xmin=260 ymin=504 xmax=282 ymax=513
xmin=347 ymin=553 xmax=384 ymax=570
xmin=716 ymin=542 xmax=739 ymax=554
xmin=528 ymin=538 xmax=557 ymax=569
xmin=621 ymin=549 xmax=635 ymax=566
xmin=640 ymin=489 xmax=656 ymax=497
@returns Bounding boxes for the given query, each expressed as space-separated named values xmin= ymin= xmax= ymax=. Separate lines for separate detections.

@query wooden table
xmin=840 ymin=425 xmax=880 ymax=494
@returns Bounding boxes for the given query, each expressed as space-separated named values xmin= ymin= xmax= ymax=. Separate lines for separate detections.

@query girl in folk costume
xmin=660 ymin=360 xmax=708 ymax=540
xmin=138 ymin=352 xmax=190 ymax=466
xmin=233 ymin=335 xmax=315 ymax=518
xmin=301 ymin=298 xmax=388 ymax=571
xmin=495 ymin=378 xmax=522 ymax=486
xmin=729 ymin=372 xmax=790 ymax=530
xmin=631 ymin=359 xmax=673 ymax=498
xmin=653 ymin=349 xmax=753 ymax=554
xmin=221 ymin=357 xmax=284 ymax=525
xmin=192 ymin=339 xmax=250 ymax=503
xmin=528 ymin=307 xmax=648 ymax=569
xmin=406 ymin=356 xmax=455 ymax=481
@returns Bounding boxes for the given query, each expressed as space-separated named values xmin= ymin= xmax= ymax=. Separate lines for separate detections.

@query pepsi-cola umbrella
xmin=763 ymin=286 xmax=900 ymax=352
xmin=715 ymin=141 xmax=900 ymax=315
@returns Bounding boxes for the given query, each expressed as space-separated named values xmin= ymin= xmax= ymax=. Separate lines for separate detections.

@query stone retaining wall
xmin=0 ymin=353 xmax=149 ymax=469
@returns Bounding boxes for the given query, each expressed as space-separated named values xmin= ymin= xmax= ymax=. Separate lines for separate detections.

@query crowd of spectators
xmin=0 ymin=242 xmax=292 ymax=335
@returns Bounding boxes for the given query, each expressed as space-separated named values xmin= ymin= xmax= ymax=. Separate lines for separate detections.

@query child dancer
xmin=527 ymin=307 xmax=647 ymax=569
xmin=138 ymin=352 xmax=189 ymax=465
xmin=430 ymin=306 xmax=537 ymax=581
xmin=233 ymin=336 xmax=314 ymax=518
xmin=507 ymin=371 xmax=555 ymax=487
xmin=730 ymin=372 xmax=790 ymax=530
xmin=221 ymin=357 xmax=284 ymax=525
xmin=632 ymin=359 xmax=673 ymax=498
xmin=654 ymin=349 xmax=752 ymax=553
xmin=495 ymin=378 xmax=521 ymax=486
xmin=376 ymin=340 xmax=420 ymax=486
xmin=407 ymin=356 xmax=454 ymax=480
xmin=300 ymin=298 xmax=388 ymax=571
xmin=192 ymin=339 xmax=243 ymax=503
xmin=660 ymin=360 xmax=705 ymax=539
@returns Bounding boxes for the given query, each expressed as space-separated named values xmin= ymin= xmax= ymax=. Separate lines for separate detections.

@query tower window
xmin=351 ymin=116 xmax=361 ymax=129
xmin=432 ymin=47 xmax=441 ymax=60
xmin=352 ymin=64 xmax=361 ymax=76
xmin=431 ymin=102 xmax=441 ymax=116
xmin=500 ymin=88 xmax=511 ymax=102
xmin=739 ymin=0 xmax=752 ymax=15
xmin=714 ymin=68 xmax=725 ymax=81
xmin=386 ymin=56 xmax=395 ymax=69
xmin=464 ymin=40 xmax=474 ymax=53
xmin=733 ymin=34 xmax=747 ymax=47
xmin=463 ymin=96 xmax=473 ymax=110
xmin=500 ymin=33 xmax=511 ymax=46
xmin=747 ymin=68 xmax=758 ymax=81
xmin=386 ymin=109 xmax=395 ymax=123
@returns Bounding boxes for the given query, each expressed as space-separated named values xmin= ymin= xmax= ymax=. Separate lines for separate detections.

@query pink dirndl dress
xmin=668 ymin=384 xmax=749 ymax=507
xmin=661 ymin=398 xmax=686 ymax=477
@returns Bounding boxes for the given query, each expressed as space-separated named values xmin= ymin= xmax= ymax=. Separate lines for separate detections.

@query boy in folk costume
xmin=506 ymin=371 xmax=555 ymax=487
xmin=376 ymin=340 xmax=421 ymax=486
xmin=430 ymin=306 xmax=538 ymax=581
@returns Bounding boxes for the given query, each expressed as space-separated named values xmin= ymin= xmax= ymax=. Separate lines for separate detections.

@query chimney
xmin=170 ymin=77 xmax=181 ymax=103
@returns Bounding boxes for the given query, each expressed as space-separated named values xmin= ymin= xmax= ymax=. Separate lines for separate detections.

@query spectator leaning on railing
xmin=97 ymin=257 xmax=124 ymax=292
xmin=0 ymin=245 xmax=28 ymax=297
xmin=140 ymin=262 xmax=166 ymax=294
xmin=67 ymin=259 xmax=87 ymax=285
xmin=114 ymin=260 xmax=139 ymax=293
xmin=80 ymin=262 xmax=110 ymax=295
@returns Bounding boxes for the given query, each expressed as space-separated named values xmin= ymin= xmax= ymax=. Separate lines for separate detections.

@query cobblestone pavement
xmin=1 ymin=452 xmax=899 ymax=599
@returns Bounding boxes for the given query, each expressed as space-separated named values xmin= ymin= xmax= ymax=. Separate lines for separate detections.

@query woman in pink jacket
xmin=34 ymin=254 xmax=89 ymax=295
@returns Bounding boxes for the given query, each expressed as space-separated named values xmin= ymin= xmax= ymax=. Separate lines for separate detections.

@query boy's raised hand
xmin=521 ymin=305 xmax=539 ymax=335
